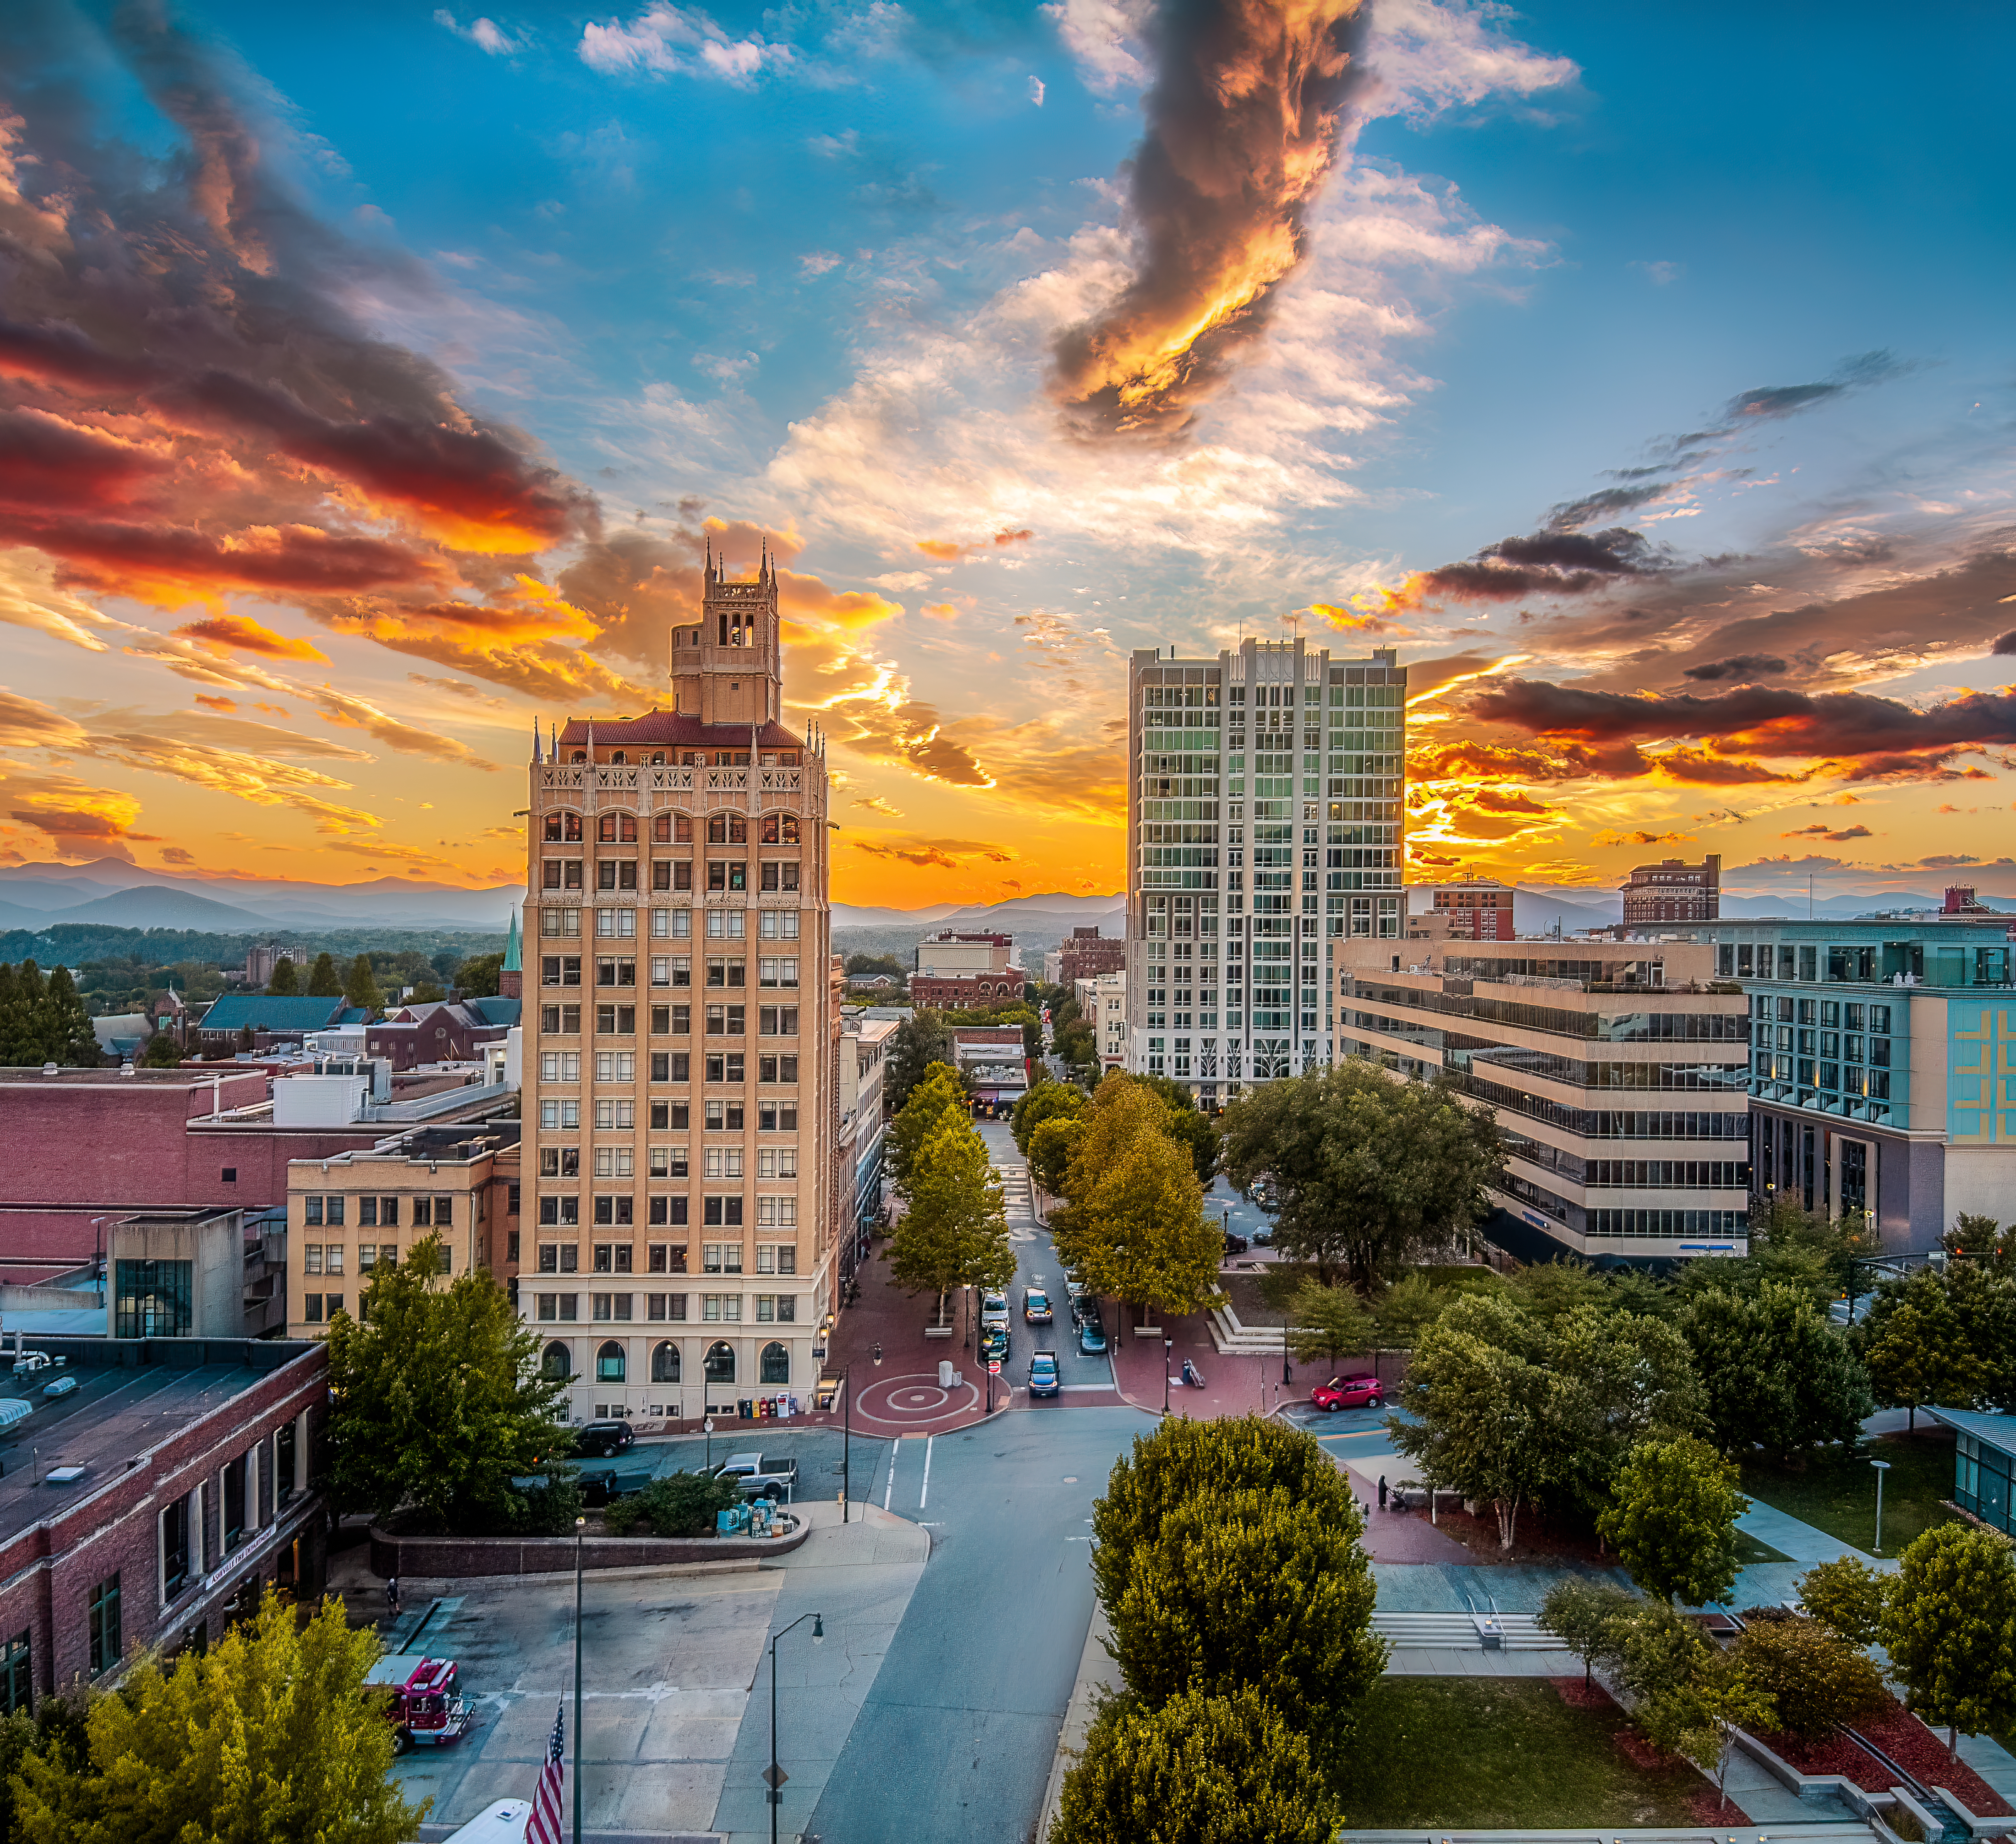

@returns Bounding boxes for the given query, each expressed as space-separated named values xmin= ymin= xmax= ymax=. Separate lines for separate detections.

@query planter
xmin=369 ymin=1520 xmax=811 ymax=1579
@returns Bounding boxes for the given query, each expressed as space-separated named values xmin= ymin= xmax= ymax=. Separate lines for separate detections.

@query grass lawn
xmin=1338 ymin=1678 xmax=1704 ymax=1825
xmin=1740 ymin=1427 xmax=1958 ymax=1555
xmin=1732 ymin=1526 xmax=1793 ymax=1565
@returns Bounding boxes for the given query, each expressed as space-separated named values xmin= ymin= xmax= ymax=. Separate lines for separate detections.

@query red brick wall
xmin=0 ymin=1343 xmax=328 ymax=1695
xmin=910 ymin=976 xmax=1024 ymax=1009
xmin=1058 ymin=939 xmax=1126 ymax=983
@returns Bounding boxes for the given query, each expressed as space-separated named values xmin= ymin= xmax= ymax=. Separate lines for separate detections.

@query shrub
xmin=602 ymin=1470 xmax=745 ymax=1538
xmin=1733 ymin=1616 xmax=1887 ymax=1739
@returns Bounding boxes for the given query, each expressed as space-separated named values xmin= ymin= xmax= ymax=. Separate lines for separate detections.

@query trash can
xmin=738 ymin=1397 xmax=753 ymax=1420
xmin=938 ymin=1359 xmax=954 ymax=1388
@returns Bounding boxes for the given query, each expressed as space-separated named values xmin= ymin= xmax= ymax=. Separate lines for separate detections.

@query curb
xmin=1036 ymin=1606 xmax=1118 ymax=1843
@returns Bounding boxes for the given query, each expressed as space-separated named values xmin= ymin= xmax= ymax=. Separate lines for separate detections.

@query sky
xmin=2 ymin=0 xmax=2014 ymax=911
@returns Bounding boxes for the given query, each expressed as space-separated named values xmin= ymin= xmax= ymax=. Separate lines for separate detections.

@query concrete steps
xmin=1206 ymin=1306 xmax=1285 ymax=1354
xmin=1373 ymin=1611 xmax=1564 ymax=1652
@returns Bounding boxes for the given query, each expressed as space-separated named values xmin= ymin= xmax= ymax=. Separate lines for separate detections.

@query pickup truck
xmin=711 ymin=1452 xmax=799 ymax=1502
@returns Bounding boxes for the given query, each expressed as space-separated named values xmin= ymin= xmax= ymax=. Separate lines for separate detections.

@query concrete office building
xmin=1621 ymin=854 xmax=1722 ymax=925
xmin=1336 ymin=930 xmax=1752 ymax=1263
xmin=1127 ymin=638 xmax=1406 ymax=1103
xmin=836 ymin=1014 xmax=896 ymax=1281
xmin=524 ymin=548 xmax=835 ymax=1423
xmin=1647 ymin=916 xmax=2016 ymax=1250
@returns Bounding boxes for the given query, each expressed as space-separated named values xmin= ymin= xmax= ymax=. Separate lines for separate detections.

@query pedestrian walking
xmin=1377 ymin=1475 xmax=1388 ymax=1512
xmin=387 ymin=1576 xmax=401 ymax=1618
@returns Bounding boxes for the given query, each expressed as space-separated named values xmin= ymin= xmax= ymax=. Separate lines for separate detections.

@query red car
xmin=1309 ymin=1372 xmax=1383 ymax=1412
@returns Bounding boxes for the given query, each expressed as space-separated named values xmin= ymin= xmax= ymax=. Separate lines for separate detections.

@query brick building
xmin=0 ymin=1337 xmax=328 ymax=1707
xmin=1057 ymin=925 xmax=1126 ymax=986
xmin=362 ymin=998 xmax=518 ymax=1072
xmin=1429 ymin=879 xmax=1517 ymax=939
xmin=908 ymin=972 xmax=1027 ymax=1010
xmin=1621 ymin=854 xmax=1722 ymax=925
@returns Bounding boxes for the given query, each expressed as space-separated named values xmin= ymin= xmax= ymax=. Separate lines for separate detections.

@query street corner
xmin=848 ymin=1368 xmax=992 ymax=1433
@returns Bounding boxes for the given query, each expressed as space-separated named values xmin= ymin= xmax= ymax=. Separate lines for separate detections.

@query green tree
xmin=1028 ymin=1114 xmax=1087 ymax=1198
xmin=1797 ymin=1556 xmax=1889 ymax=1647
xmin=887 ymin=1063 xmax=968 ymax=1193
xmin=1060 ymin=1126 xmax=1222 ymax=1329
xmin=11 ymin=1591 xmax=424 ymax=1844
xmin=1012 ymin=1078 xmax=1085 ymax=1156
xmin=1598 ymin=1433 xmax=1747 ymax=1607
xmin=1732 ymin=1616 xmax=1886 ymax=1738
xmin=1855 ymin=1269 xmax=1987 ymax=1429
xmin=343 ymin=952 xmax=384 ymax=1014
xmin=602 ymin=1469 xmax=744 ymax=1536
xmin=1133 ymin=1072 xmax=1220 ymax=1186
xmin=1546 ymin=1306 xmax=1707 ymax=1523
xmin=1503 ymin=1257 xmax=1610 ymax=1325
xmin=267 ymin=954 xmax=299 ymax=995
xmin=1614 ymin=1598 xmax=1713 ymax=1708
xmin=1944 ymin=1212 xmax=2016 ymax=1272
xmin=1050 ymin=1684 xmax=1341 ymax=1844
xmin=1219 ymin=1064 xmax=1502 ymax=1289
xmin=1636 ymin=1645 xmax=1777 ymax=1809
xmin=885 ymin=1009 xmax=957 ymax=1112
xmin=456 ymin=951 xmax=504 ymax=999
xmin=1092 ymin=1416 xmax=1353 ymax=1619
xmin=1678 ymin=1281 xmax=1874 ymax=1457
xmin=1946 ymin=1263 xmax=2016 ymax=1411
xmin=1879 ymin=1521 xmax=2016 ymax=1752
xmin=1540 ymin=1578 xmax=1641 ymax=1689
xmin=326 ymin=1236 xmax=570 ymax=1531
xmin=1604 ymin=1266 xmax=1676 ymax=1320
xmin=1107 ymin=1486 xmax=1384 ymax=1740
xmin=1371 ymin=1271 xmax=1452 ymax=1347
xmin=141 ymin=1027 xmax=184 ymax=1067
xmin=43 ymin=965 xmax=98 ymax=1065
xmin=890 ymin=1116 xmax=1015 ymax=1304
xmin=305 ymin=950 xmax=343 ymax=996
xmin=1386 ymin=1294 xmax=1560 ymax=1549
xmin=1284 ymin=1281 xmax=1375 ymax=1369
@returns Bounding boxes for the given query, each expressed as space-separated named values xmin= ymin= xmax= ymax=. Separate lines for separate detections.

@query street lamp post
xmin=1871 ymin=1458 xmax=1892 ymax=1554
xmin=571 ymin=1515 xmax=585 ymax=1844
xmin=1163 ymin=1337 xmax=1173 ymax=1415
xmin=766 ymin=1611 xmax=824 ymax=1844
xmin=703 ymin=1415 xmax=715 ymax=1472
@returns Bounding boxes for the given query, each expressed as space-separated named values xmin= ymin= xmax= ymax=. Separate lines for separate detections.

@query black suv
xmin=575 ymin=1419 xmax=635 ymax=1459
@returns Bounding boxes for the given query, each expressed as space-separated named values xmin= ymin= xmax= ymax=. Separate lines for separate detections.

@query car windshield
xmin=1028 ymin=1292 xmax=1047 ymax=1307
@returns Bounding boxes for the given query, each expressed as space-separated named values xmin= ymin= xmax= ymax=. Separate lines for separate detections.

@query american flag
xmin=526 ymin=1702 xmax=565 ymax=1844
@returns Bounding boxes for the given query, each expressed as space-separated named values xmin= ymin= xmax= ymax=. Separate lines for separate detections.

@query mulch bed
xmin=1613 ymin=1727 xmax=1678 ymax=1772
xmin=1549 ymin=1675 xmax=1617 ymax=1712
xmin=1688 ymin=1790 xmax=1750 ymax=1824
xmin=1758 ymin=1694 xmax=2014 ymax=1816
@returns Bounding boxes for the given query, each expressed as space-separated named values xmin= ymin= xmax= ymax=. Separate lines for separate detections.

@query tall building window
xmin=114 ymin=1260 xmax=192 ymax=1339
xmin=88 ymin=1576 xmax=121 ymax=1675
xmin=161 ymin=1495 xmax=192 ymax=1600
xmin=0 ymin=1630 xmax=28 ymax=1715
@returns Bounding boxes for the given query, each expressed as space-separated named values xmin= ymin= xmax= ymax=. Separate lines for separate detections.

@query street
xmin=805 ymin=1404 xmax=1147 ymax=1844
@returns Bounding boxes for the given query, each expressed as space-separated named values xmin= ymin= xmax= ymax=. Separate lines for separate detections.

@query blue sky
xmin=2 ymin=0 xmax=2013 ymax=904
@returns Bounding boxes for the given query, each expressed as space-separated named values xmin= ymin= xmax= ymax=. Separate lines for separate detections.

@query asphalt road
xmin=805 ymin=1404 xmax=1149 ymax=1844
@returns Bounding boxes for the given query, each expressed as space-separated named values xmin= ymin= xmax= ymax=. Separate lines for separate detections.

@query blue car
xmin=1028 ymin=1353 xmax=1060 ymax=1398
xmin=1077 ymin=1313 xmax=1107 ymax=1355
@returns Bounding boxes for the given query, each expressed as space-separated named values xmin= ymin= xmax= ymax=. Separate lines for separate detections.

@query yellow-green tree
xmin=1063 ymin=1127 xmax=1222 ymax=1328
xmin=12 ymin=1592 xmax=425 ymax=1844
xmin=890 ymin=1115 xmax=1015 ymax=1303
xmin=886 ymin=1062 xmax=967 ymax=1193
xmin=1027 ymin=1114 xmax=1086 ymax=1198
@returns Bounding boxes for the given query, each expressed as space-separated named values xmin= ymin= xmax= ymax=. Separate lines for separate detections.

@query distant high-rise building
xmin=1058 ymin=925 xmax=1125 ymax=986
xmin=524 ymin=548 xmax=834 ymax=1423
xmin=1126 ymin=638 xmax=1406 ymax=1103
xmin=1621 ymin=854 xmax=1721 ymax=925
xmin=1430 ymin=879 xmax=1516 ymax=939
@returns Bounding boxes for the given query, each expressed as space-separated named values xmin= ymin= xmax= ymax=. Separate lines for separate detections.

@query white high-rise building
xmin=1126 ymin=638 xmax=1407 ymax=1103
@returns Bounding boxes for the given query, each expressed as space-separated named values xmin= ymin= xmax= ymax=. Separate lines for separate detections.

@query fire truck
xmin=366 ymin=1653 xmax=474 ymax=1753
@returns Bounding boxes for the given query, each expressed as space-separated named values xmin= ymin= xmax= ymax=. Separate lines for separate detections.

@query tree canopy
xmin=343 ymin=952 xmax=384 ymax=1014
xmin=889 ymin=1114 xmax=1016 ymax=1300
xmin=1677 ymin=1280 xmax=1874 ymax=1457
xmin=0 ymin=961 xmax=101 ymax=1067
xmin=1598 ymin=1433 xmax=1747 ymax=1607
xmin=267 ymin=955 xmax=299 ymax=995
xmin=11 ymin=1591 xmax=423 ymax=1844
xmin=455 ymin=951 xmax=503 ymax=999
xmin=1879 ymin=1522 xmax=2016 ymax=1747
xmin=886 ymin=1062 xmax=968 ymax=1193
xmin=305 ymin=951 xmax=343 ymax=997
xmin=884 ymin=1010 xmax=959 ymax=1113
xmin=326 ymin=1236 xmax=571 ymax=1531
xmin=1218 ymin=1063 xmax=1502 ymax=1288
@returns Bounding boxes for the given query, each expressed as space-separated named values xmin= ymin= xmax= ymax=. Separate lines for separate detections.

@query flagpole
xmin=573 ymin=1515 xmax=584 ymax=1844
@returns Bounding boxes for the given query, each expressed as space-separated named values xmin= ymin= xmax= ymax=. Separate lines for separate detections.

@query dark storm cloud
xmin=1682 ymin=654 xmax=1788 ymax=683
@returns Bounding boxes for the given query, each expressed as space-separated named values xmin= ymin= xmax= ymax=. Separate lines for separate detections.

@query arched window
xmin=705 ymin=1341 xmax=735 ymax=1385
xmin=596 ymin=1340 xmax=626 ymax=1382
xmin=760 ymin=1342 xmax=789 ymax=1385
xmin=598 ymin=813 xmax=617 ymax=842
xmin=652 ymin=1341 xmax=681 ymax=1383
xmin=564 ymin=812 xmax=583 ymax=842
xmin=650 ymin=752 xmax=665 ymax=765
xmin=572 ymin=751 xmax=587 ymax=763
xmin=612 ymin=750 xmax=627 ymax=763
xmin=542 ymin=1341 xmax=571 ymax=1380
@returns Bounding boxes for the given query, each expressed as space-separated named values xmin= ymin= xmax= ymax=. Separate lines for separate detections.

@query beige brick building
xmin=523 ymin=551 xmax=835 ymax=1422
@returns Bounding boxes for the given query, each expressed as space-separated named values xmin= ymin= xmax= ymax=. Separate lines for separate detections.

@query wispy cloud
xmin=579 ymin=3 xmax=792 ymax=83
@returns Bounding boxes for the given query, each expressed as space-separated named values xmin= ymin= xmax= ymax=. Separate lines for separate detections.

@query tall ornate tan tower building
xmin=523 ymin=548 xmax=835 ymax=1422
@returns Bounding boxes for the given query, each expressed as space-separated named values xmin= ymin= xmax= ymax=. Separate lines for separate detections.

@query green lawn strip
xmin=1740 ymin=1428 xmax=1958 ymax=1555
xmin=1732 ymin=1527 xmax=1793 ymax=1565
xmin=1338 ymin=1678 xmax=1703 ymax=1825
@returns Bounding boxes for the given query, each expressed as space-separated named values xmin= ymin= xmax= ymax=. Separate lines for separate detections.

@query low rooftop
xmin=0 ymin=1338 xmax=313 ymax=1543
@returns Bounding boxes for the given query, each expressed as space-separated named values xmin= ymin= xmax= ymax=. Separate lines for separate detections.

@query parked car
xmin=980 ymin=1290 xmax=1010 ymax=1329
xmin=1251 ymin=1229 xmax=1273 ymax=1248
xmin=1309 ymin=1373 xmax=1384 ymax=1412
xmin=1222 ymin=1233 xmax=1249 ymax=1257
xmin=711 ymin=1452 xmax=800 ymax=1501
xmin=1077 ymin=1312 xmax=1107 ymax=1356
xmin=1070 ymin=1290 xmax=1100 ymax=1328
xmin=981 ymin=1324 xmax=1010 ymax=1365
xmin=1027 ymin=1352 xmax=1060 ymax=1398
xmin=574 ymin=1419 xmax=635 ymax=1459
xmin=1022 ymin=1287 xmax=1054 ymax=1324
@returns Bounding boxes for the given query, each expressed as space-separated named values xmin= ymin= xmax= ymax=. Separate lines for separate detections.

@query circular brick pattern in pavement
xmin=852 ymin=1372 xmax=982 ymax=1427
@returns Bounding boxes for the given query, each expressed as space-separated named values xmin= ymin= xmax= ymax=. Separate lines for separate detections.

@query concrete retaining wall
xmin=369 ymin=1520 xmax=810 ymax=1577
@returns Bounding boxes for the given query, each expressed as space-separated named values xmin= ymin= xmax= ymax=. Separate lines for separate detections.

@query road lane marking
xmin=919 ymin=1434 xmax=934 ymax=1509
xmin=884 ymin=1439 xmax=898 ymax=1509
